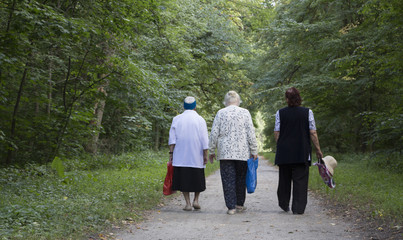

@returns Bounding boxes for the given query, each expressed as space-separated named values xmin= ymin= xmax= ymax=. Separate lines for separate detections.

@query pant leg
xmin=277 ymin=165 xmax=292 ymax=211
xmin=291 ymin=164 xmax=309 ymax=214
xmin=234 ymin=160 xmax=248 ymax=206
xmin=220 ymin=160 xmax=237 ymax=210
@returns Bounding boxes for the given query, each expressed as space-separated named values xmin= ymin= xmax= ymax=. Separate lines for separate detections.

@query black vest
xmin=275 ymin=107 xmax=312 ymax=165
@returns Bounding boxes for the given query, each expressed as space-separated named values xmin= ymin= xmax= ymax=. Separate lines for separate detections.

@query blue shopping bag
xmin=246 ymin=157 xmax=258 ymax=194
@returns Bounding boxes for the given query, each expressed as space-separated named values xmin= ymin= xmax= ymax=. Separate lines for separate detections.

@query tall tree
xmin=252 ymin=0 xmax=402 ymax=155
xmin=0 ymin=0 xmax=257 ymax=164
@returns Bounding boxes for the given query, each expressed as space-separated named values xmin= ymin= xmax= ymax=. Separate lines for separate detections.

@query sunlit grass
xmin=259 ymin=151 xmax=403 ymax=225
xmin=0 ymin=151 xmax=220 ymax=239
xmin=309 ymin=153 xmax=402 ymax=225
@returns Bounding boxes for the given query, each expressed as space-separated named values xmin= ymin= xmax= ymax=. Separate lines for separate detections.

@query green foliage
xmin=0 ymin=0 xmax=277 ymax=163
xmin=1 ymin=0 xmax=401 ymax=234
xmin=50 ymin=157 xmax=65 ymax=178
xmin=309 ymin=153 xmax=403 ymax=224
xmin=0 ymin=151 xmax=218 ymax=239
xmin=261 ymin=151 xmax=403 ymax=226
xmin=0 ymin=0 xmax=257 ymax=164
xmin=252 ymin=0 xmax=403 ymax=157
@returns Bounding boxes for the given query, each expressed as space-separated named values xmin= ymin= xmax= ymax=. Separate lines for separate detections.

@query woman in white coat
xmin=209 ymin=91 xmax=258 ymax=215
xmin=169 ymin=96 xmax=209 ymax=211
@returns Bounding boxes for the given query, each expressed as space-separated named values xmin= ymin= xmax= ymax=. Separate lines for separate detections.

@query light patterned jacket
xmin=209 ymin=105 xmax=258 ymax=161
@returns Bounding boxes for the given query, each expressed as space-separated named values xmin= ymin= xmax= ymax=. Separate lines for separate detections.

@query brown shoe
xmin=193 ymin=202 xmax=201 ymax=210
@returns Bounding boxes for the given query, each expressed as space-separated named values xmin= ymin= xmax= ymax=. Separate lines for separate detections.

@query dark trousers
xmin=277 ymin=163 xmax=309 ymax=214
xmin=220 ymin=160 xmax=247 ymax=210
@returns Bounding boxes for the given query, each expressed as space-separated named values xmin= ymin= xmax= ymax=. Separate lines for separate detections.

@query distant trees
xmin=1 ymin=0 xmax=401 ymax=166
xmin=0 ymin=0 xmax=252 ymax=164
xmin=252 ymin=0 xmax=402 ymax=159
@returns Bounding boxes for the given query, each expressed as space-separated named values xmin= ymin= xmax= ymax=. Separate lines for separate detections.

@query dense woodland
xmin=0 ymin=0 xmax=402 ymax=167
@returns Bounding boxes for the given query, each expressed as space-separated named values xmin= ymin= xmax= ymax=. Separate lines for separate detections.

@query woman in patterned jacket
xmin=209 ymin=91 xmax=258 ymax=215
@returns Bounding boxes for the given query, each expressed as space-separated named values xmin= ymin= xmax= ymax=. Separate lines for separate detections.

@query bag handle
xmin=317 ymin=157 xmax=324 ymax=164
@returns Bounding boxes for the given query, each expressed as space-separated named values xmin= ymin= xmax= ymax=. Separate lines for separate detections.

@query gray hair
xmin=223 ymin=91 xmax=241 ymax=106
xmin=184 ymin=96 xmax=195 ymax=104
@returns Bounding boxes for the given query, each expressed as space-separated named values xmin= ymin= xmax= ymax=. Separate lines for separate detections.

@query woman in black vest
xmin=274 ymin=87 xmax=323 ymax=214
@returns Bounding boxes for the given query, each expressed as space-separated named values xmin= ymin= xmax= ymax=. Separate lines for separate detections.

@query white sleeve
xmin=168 ymin=118 xmax=177 ymax=145
xmin=200 ymin=118 xmax=209 ymax=150
xmin=274 ymin=110 xmax=280 ymax=131
xmin=309 ymin=109 xmax=316 ymax=130
xmin=245 ymin=110 xmax=258 ymax=155
xmin=209 ymin=112 xmax=220 ymax=152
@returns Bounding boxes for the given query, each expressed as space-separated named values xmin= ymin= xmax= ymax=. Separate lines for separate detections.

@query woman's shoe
xmin=193 ymin=202 xmax=201 ymax=210
xmin=183 ymin=205 xmax=192 ymax=211
xmin=227 ymin=209 xmax=236 ymax=215
xmin=236 ymin=205 xmax=247 ymax=213
xmin=280 ymin=206 xmax=290 ymax=212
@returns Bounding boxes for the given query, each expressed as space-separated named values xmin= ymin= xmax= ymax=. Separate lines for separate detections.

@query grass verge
xmin=259 ymin=151 xmax=403 ymax=238
xmin=0 ymin=151 xmax=220 ymax=240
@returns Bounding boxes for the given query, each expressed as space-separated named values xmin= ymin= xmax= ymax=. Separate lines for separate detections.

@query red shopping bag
xmin=163 ymin=161 xmax=176 ymax=195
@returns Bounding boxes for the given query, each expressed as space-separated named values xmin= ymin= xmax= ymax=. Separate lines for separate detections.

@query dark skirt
xmin=172 ymin=167 xmax=206 ymax=192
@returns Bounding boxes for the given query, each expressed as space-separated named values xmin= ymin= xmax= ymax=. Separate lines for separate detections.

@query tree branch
xmin=63 ymin=57 xmax=71 ymax=112
xmin=6 ymin=0 xmax=17 ymax=32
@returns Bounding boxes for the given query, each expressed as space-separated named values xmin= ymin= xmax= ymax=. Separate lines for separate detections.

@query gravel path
xmin=116 ymin=159 xmax=364 ymax=240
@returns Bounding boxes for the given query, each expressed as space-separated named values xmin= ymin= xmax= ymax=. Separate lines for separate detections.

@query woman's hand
xmin=209 ymin=153 xmax=216 ymax=164
xmin=203 ymin=149 xmax=208 ymax=165
xmin=251 ymin=154 xmax=258 ymax=160
xmin=316 ymin=150 xmax=323 ymax=160
xmin=169 ymin=144 xmax=175 ymax=163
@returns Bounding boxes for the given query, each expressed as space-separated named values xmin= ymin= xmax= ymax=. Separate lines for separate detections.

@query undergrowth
xmin=0 ymin=151 xmax=220 ymax=240
xmin=260 ymin=151 xmax=403 ymax=229
xmin=309 ymin=153 xmax=402 ymax=226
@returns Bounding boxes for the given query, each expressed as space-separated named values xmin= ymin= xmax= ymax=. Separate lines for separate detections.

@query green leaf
xmin=51 ymin=157 xmax=65 ymax=178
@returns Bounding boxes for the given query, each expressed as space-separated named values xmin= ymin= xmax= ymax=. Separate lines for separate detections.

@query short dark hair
xmin=285 ymin=87 xmax=302 ymax=107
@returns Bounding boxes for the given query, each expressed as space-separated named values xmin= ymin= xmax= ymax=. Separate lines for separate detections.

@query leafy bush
xmin=0 ymin=151 xmax=162 ymax=239
xmin=0 ymin=150 xmax=220 ymax=239
xmin=260 ymin=151 xmax=402 ymax=225
xmin=309 ymin=153 xmax=403 ymax=225
xmin=367 ymin=152 xmax=402 ymax=174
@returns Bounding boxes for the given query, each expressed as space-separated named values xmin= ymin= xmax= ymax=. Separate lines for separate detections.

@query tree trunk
xmin=154 ymin=122 xmax=160 ymax=151
xmin=6 ymin=67 xmax=28 ymax=164
xmin=52 ymin=55 xmax=112 ymax=161
xmin=6 ymin=0 xmax=17 ymax=32
xmin=92 ymin=98 xmax=106 ymax=152
xmin=159 ymin=128 xmax=166 ymax=150
xmin=47 ymin=58 xmax=53 ymax=116
xmin=367 ymin=77 xmax=376 ymax=152
xmin=85 ymin=82 xmax=108 ymax=154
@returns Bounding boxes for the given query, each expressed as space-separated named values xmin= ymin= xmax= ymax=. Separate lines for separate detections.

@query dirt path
xmin=116 ymin=159 xmax=364 ymax=240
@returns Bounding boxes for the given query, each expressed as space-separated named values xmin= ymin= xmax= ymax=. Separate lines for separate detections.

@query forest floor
xmin=114 ymin=159 xmax=398 ymax=240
